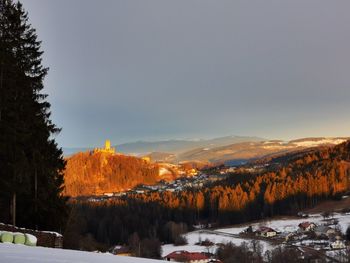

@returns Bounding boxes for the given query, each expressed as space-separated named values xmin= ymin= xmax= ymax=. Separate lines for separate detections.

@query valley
xmin=2 ymin=1 xmax=349 ymax=262
xmin=61 ymin=138 xmax=350 ymax=262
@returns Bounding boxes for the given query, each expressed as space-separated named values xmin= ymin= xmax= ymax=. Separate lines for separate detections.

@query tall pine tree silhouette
xmin=0 ymin=0 xmax=67 ymax=231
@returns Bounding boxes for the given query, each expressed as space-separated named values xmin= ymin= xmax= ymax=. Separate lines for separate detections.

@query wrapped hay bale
xmin=1 ymin=231 xmax=14 ymax=243
xmin=24 ymin=233 xmax=37 ymax=246
xmin=13 ymin=232 xmax=25 ymax=245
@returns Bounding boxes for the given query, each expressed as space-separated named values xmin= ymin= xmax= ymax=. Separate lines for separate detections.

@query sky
xmin=20 ymin=0 xmax=350 ymax=147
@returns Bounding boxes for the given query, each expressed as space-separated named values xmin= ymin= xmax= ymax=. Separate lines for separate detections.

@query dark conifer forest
xmin=0 ymin=0 xmax=67 ymax=231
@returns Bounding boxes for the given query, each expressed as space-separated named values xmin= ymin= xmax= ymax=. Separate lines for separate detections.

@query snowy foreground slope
xmin=0 ymin=243 xmax=166 ymax=263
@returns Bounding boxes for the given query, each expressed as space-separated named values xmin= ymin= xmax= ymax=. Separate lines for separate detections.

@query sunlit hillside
xmin=63 ymin=151 xmax=160 ymax=196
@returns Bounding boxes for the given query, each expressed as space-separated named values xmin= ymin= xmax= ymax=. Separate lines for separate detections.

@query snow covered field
xmin=0 ymin=243 xmax=166 ymax=263
xmin=218 ymin=213 xmax=350 ymax=234
xmin=162 ymin=212 xmax=350 ymax=257
xmin=3 ymin=213 xmax=350 ymax=262
xmin=162 ymin=230 xmax=273 ymax=257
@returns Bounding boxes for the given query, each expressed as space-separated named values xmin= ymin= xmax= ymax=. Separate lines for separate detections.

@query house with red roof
xmin=164 ymin=250 xmax=210 ymax=263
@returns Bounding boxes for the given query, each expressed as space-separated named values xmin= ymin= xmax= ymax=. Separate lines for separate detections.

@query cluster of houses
xmin=217 ymin=164 xmax=270 ymax=175
xmin=248 ymin=220 xmax=347 ymax=250
xmin=140 ymin=173 xmax=228 ymax=193
xmin=219 ymin=167 xmax=237 ymax=175
xmin=85 ymin=173 xmax=231 ymax=202
xmin=110 ymin=246 xmax=222 ymax=263
xmin=121 ymin=177 xmax=208 ymax=195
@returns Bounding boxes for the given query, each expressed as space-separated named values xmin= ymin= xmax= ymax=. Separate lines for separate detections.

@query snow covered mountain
xmin=175 ymin=137 xmax=349 ymax=164
xmin=116 ymin=135 xmax=264 ymax=154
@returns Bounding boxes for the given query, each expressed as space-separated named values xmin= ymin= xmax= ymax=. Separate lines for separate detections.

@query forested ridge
xmin=65 ymin=140 xmax=350 ymax=250
xmin=63 ymin=152 xmax=159 ymax=196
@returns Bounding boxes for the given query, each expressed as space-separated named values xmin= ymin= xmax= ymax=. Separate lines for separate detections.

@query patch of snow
xmin=162 ymin=230 xmax=273 ymax=257
xmin=291 ymin=138 xmax=347 ymax=148
xmin=217 ymin=213 xmax=350 ymax=236
xmin=0 ymin=243 xmax=166 ymax=263
xmin=159 ymin=167 xmax=170 ymax=176
xmin=263 ymin=141 xmax=284 ymax=145
xmin=262 ymin=145 xmax=293 ymax=150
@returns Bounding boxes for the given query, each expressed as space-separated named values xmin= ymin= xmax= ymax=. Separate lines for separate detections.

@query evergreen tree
xmin=346 ymin=226 xmax=350 ymax=241
xmin=0 ymin=0 xmax=67 ymax=231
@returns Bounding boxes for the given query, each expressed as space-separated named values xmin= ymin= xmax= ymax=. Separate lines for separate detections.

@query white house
xmin=255 ymin=227 xmax=277 ymax=237
xmin=330 ymin=240 xmax=346 ymax=249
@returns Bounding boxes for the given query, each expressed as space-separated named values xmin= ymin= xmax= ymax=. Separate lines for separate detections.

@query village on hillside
xmin=78 ymin=140 xmax=266 ymax=201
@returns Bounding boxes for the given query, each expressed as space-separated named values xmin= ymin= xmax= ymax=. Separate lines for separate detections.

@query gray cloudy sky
xmin=21 ymin=0 xmax=350 ymax=147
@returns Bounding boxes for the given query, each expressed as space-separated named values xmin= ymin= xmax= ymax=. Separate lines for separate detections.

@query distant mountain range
xmin=62 ymin=136 xmax=349 ymax=165
xmin=62 ymin=147 xmax=90 ymax=156
xmin=116 ymin=135 xmax=264 ymax=154
xmin=174 ymin=137 xmax=348 ymax=164
xmin=62 ymin=135 xmax=264 ymax=156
